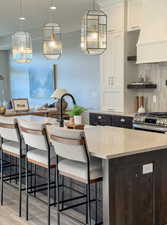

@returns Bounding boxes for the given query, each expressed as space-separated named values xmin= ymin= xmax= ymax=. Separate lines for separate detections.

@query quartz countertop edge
xmin=85 ymin=126 xmax=167 ymax=160
xmin=91 ymin=145 xmax=167 ymax=159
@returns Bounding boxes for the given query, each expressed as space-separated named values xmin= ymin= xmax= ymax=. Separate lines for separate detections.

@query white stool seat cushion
xmin=58 ymin=157 xmax=102 ymax=182
xmin=2 ymin=141 xmax=25 ymax=155
xmin=27 ymin=148 xmax=56 ymax=166
xmin=0 ymin=117 xmax=18 ymax=142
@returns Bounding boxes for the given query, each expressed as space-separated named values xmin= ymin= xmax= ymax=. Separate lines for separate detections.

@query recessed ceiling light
xmin=49 ymin=6 xmax=56 ymax=10
xmin=19 ymin=17 xmax=26 ymax=21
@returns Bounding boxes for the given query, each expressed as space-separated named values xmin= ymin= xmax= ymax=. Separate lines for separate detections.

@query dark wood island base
xmin=104 ymin=149 xmax=167 ymax=225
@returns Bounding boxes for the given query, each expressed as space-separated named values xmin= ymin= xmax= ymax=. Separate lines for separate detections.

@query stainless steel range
xmin=133 ymin=112 xmax=167 ymax=133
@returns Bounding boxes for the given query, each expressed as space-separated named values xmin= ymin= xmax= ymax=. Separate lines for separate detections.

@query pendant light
xmin=81 ymin=0 xmax=107 ymax=55
xmin=12 ymin=0 xmax=32 ymax=63
xmin=43 ymin=0 xmax=62 ymax=60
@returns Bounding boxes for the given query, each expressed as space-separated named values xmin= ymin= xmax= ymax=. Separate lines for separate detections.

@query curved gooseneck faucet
xmin=60 ymin=93 xmax=76 ymax=127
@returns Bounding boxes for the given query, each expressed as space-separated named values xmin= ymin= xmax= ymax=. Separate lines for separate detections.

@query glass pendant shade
xmin=81 ymin=10 xmax=107 ymax=55
xmin=12 ymin=31 xmax=32 ymax=63
xmin=43 ymin=23 xmax=62 ymax=60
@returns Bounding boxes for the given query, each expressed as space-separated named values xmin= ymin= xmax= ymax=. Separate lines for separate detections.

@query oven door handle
xmin=133 ymin=124 xmax=167 ymax=133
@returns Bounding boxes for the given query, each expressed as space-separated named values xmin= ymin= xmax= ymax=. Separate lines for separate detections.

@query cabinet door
xmin=107 ymin=2 xmax=124 ymax=33
xmin=101 ymin=31 xmax=124 ymax=112
xmin=110 ymin=162 xmax=155 ymax=225
xmin=102 ymin=90 xmax=124 ymax=112
xmin=89 ymin=113 xmax=112 ymax=126
xmin=110 ymin=32 xmax=124 ymax=90
xmin=112 ymin=115 xmax=133 ymax=128
xmin=127 ymin=0 xmax=142 ymax=31
xmin=101 ymin=32 xmax=124 ymax=91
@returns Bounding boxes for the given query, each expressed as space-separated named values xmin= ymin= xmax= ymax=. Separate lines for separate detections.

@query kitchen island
xmin=85 ymin=126 xmax=167 ymax=225
xmin=4 ymin=115 xmax=167 ymax=225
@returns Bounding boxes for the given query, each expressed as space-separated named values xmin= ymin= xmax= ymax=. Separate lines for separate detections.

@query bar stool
xmin=49 ymin=126 xmax=102 ymax=225
xmin=0 ymin=116 xmax=25 ymax=217
xmin=18 ymin=118 xmax=56 ymax=225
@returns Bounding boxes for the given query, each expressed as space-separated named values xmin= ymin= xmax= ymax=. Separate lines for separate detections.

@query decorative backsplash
xmin=137 ymin=63 xmax=167 ymax=112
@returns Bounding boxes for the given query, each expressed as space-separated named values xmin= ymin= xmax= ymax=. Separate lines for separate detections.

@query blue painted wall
xmin=9 ymin=31 xmax=100 ymax=110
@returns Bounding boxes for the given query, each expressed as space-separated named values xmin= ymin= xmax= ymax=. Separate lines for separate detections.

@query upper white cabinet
xmin=100 ymin=1 xmax=125 ymax=113
xmin=106 ymin=2 xmax=124 ymax=33
xmin=103 ymin=32 xmax=124 ymax=90
xmin=127 ymin=0 xmax=142 ymax=31
xmin=99 ymin=0 xmax=138 ymax=114
xmin=101 ymin=30 xmax=124 ymax=112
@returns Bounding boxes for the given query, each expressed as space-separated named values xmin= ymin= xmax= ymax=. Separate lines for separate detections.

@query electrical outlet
xmin=143 ymin=163 xmax=153 ymax=174
xmin=153 ymin=95 xmax=157 ymax=103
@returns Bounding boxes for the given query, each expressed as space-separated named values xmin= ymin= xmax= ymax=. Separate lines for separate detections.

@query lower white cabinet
xmin=101 ymin=90 xmax=124 ymax=112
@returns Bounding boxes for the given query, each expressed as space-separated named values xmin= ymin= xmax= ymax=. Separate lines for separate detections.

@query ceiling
xmin=0 ymin=0 xmax=93 ymax=37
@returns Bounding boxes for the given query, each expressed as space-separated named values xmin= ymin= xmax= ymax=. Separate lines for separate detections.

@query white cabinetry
xmin=101 ymin=32 xmax=124 ymax=91
xmin=107 ymin=3 xmax=124 ymax=33
xmin=100 ymin=2 xmax=125 ymax=113
xmin=101 ymin=32 xmax=124 ymax=112
xmin=99 ymin=0 xmax=139 ymax=114
xmin=102 ymin=90 xmax=124 ymax=112
xmin=127 ymin=0 xmax=142 ymax=31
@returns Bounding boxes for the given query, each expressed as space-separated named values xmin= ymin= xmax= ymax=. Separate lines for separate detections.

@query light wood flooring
xmin=0 ymin=183 xmax=85 ymax=225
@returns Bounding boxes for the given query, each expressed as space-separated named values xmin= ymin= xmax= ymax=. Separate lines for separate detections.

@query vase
xmin=74 ymin=115 xmax=82 ymax=125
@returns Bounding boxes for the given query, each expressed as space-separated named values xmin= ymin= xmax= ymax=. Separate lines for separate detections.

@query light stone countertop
xmin=84 ymin=126 xmax=167 ymax=159
xmin=3 ymin=115 xmax=166 ymax=160
xmin=16 ymin=115 xmax=59 ymax=125
xmin=0 ymin=115 xmax=59 ymax=126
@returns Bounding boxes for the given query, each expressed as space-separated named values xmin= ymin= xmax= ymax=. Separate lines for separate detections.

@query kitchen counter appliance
xmin=133 ymin=112 xmax=167 ymax=133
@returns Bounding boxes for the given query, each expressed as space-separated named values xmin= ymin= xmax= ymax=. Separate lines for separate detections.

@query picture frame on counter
xmin=12 ymin=98 xmax=29 ymax=112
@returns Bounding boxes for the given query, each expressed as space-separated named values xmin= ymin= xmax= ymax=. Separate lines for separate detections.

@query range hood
xmin=137 ymin=0 xmax=167 ymax=64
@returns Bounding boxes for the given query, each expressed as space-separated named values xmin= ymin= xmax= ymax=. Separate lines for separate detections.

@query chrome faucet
xmin=60 ymin=93 xmax=76 ymax=127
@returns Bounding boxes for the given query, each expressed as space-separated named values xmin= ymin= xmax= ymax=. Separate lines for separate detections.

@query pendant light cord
xmin=20 ymin=0 xmax=23 ymax=18
xmin=48 ymin=0 xmax=56 ymax=23
xmin=89 ymin=0 xmax=95 ymax=10
xmin=92 ymin=0 xmax=95 ymax=10
xmin=90 ymin=0 xmax=96 ymax=10
xmin=18 ymin=0 xmax=25 ymax=31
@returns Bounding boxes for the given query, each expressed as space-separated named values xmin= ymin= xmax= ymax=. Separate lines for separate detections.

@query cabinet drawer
xmin=89 ymin=113 xmax=112 ymax=126
xmin=112 ymin=115 xmax=133 ymax=129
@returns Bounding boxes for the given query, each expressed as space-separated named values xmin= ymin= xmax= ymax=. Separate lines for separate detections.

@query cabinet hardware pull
xmin=108 ymin=108 xmax=115 ymax=112
xmin=108 ymin=29 xmax=116 ymax=33
xmin=130 ymin=25 xmax=139 ymax=30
